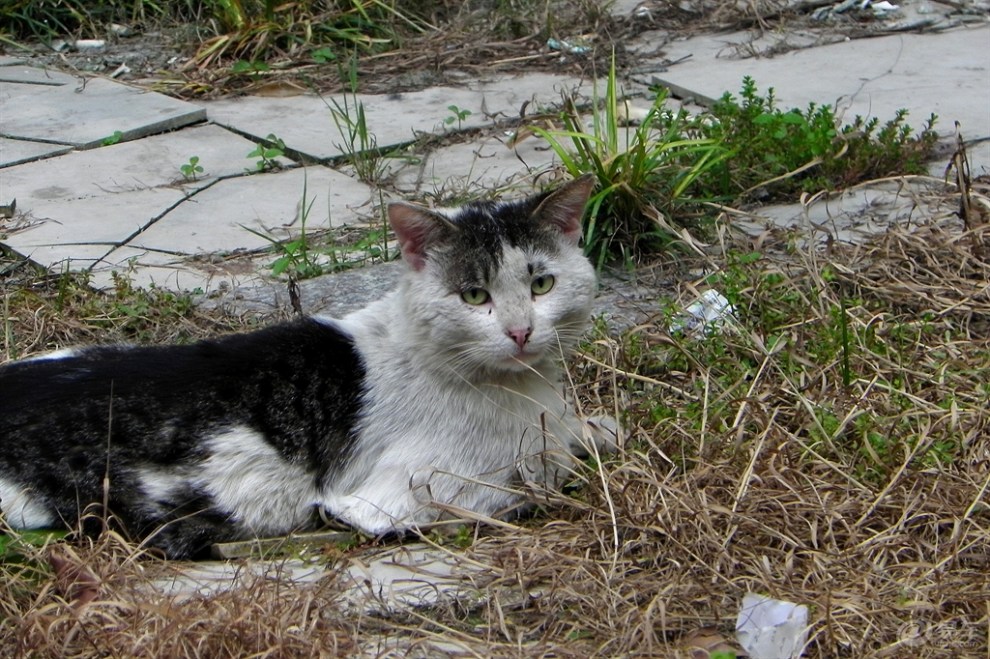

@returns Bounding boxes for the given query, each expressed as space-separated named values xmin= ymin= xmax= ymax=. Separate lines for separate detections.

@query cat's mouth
xmin=507 ymin=349 xmax=542 ymax=366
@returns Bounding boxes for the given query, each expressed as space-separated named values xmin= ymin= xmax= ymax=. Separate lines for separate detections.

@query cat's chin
xmin=501 ymin=351 xmax=546 ymax=372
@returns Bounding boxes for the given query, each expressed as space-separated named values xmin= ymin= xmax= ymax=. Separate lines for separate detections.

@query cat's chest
xmin=357 ymin=368 xmax=566 ymax=468
xmin=381 ymin=371 xmax=558 ymax=432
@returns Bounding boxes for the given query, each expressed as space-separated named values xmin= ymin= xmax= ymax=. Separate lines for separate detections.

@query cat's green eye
xmin=461 ymin=287 xmax=490 ymax=305
xmin=531 ymin=275 xmax=555 ymax=296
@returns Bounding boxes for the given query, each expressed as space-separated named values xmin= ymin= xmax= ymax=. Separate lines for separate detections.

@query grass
xmin=533 ymin=56 xmax=731 ymax=268
xmin=2 ymin=178 xmax=988 ymax=656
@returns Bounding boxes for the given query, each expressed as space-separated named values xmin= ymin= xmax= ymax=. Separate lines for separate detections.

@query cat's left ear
xmin=388 ymin=202 xmax=457 ymax=271
xmin=531 ymin=174 xmax=595 ymax=245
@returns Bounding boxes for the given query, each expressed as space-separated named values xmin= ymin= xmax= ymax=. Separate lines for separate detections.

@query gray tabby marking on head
xmin=0 ymin=175 xmax=614 ymax=559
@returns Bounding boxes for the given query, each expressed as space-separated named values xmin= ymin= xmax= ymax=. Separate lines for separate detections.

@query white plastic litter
xmin=870 ymin=1 xmax=901 ymax=15
xmin=669 ymin=289 xmax=735 ymax=337
xmin=74 ymin=39 xmax=106 ymax=51
xmin=736 ymin=593 xmax=810 ymax=659
xmin=546 ymin=38 xmax=591 ymax=55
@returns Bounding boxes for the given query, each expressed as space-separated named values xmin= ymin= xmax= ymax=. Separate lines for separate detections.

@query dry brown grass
xmin=2 ymin=181 xmax=989 ymax=656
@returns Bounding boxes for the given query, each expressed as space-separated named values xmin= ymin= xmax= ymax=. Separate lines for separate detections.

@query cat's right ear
xmin=531 ymin=174 xmax=596 ymax=244
xmin=388 ymin=203 xmax=456 ymax=271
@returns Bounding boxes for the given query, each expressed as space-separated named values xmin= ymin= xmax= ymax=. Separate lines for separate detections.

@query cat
xmin=0 ymin=175 xmax=611 ymax=559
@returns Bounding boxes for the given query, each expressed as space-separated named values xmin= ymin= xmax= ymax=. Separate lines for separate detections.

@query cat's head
xmin=387 ymin=176 xmax=597 ymax=376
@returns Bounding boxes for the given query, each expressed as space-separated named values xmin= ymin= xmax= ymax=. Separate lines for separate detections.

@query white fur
xmin=197 ymin=426 xmax=319 ymax=534
xmin=0 ymin=476 xmax=55 ymax=528
xmin=19 ymin=348 xmax=78 ymax=363
xmin=323 ymin=239 xmax=598 ymax=533
xmin=137 ymin=426 xmax=319 ymax=536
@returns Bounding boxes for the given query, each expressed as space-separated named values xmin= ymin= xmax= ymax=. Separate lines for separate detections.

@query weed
xmin=699 ymin=76 xmax=939 ymax=198
xmin=230 ymin=59 xmax=271 ymax=78
xmin=188 ymin=1 xmax=425 ymax=69
xmin=0 ymin=529 xmax=67 ymax=560
xmin=533 ymin=68 xmax=939 ymax=265
xmin=533 ymin=56 xmax=728 ymax=268
xmin=0 ymin=0 xmax=164 ymax=40
xmin=327 ymin=92 xmax=385 ymax=184
xmin=443 ymin=104 xmax=473 ymax=130
xmin=179 ymin=155 xmax=204 ymax=181
xmin=311 ymin=46 xmax=336 ymax=63
xmin=101 ymin=130 xmax=124 ymax=146
xmin=244 ymin=173 xmax=324 ymax=279
xmin=246 ymin=133 xmax=286 ymax=172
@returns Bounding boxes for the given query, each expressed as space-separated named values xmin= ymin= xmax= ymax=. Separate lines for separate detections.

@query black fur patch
xmin=0 ymin=318 xmax=365 ymax=556
xmin=433 ymin=193 xmax=561 ymax=291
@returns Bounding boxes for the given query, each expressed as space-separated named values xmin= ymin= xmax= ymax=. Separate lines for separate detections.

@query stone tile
xmin=2 ymin=124 xmax=272 ymax=207
xmin=204 ymin=91 xmax=461 ymax=162
xmin=88 ymin=246 xmax=263 ymax=293
xmin=337 ymin=543 xmax=487 ymax=614
xmin=1 ymin=76 xmax=205 ymax=148
xmin=129 ymin=166 xmax=375 ymax=255
xmin=400 ymin=133 xmax=561 ymax=197
xmin=0 ymin=137 xmax=71 ymax=168
xmin=0 ymin=242 xmax=113 ymax=273
xmin=0 ymin=65 xmax=75 ymax=85
xmin=2 ymin=187 xmax=186 ymax=267
xmin=151 ymin=558 xmax=328 ymax=601
xmin=463 ymin=72 xmax=593 ymax=114
xmin=731 ymin=180 xmax=955 ymax=246
xmin=202 ymin=73 xmax=592 ymax=161
xmin=147 ymin=543 xmax=488 ymax=613
xmin=214 ymin=260 xmax=405 ymax=318
xmin=648 ymin=26 xmax=990 ymax=167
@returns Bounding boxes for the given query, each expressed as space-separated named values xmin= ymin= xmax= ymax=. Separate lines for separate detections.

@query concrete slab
xmin=1 ymin=76 xmax=205 ymax=148
xmin=89 ymin=246 xmax=264 ymax=293
xmin=2 ymin=187 xmax=186 ymax=265
xmin=210 ymin=259 xmax=406 ymax=318
xmin=129 ymin=166 xmax=375 ymax=255
xmin=204 ymin=90 xmax=468 ymax=162
xmin=0 ymin=243 xmax=114 ymax=273
xmin=390 ymin=132 xmax=561 ymax=197
xmin=203 ymin=73 xmax=591 ymax=161
xmin=337 ymin=543 xmax=486 ymax=614
xmin=149 ymin=543 xmax=488 ymax=614
xmin=647 ymin=26 xmax=990 ymax=168
xmin=151 ymin=558 xmax=328 ymax=601
xmin=0 ymin=65 xmax=75 ymax=85
xmin=0 ymin=137 xmax=71 ymax=168
xmin=730 ymin=180 xmax=955 ymax=246
xmin=1 ymin=124 xmax=276 ymax=206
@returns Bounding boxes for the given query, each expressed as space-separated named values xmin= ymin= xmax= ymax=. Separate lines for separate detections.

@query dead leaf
xmin=680 ymin=626 xmax=746 ymax=658
xmin=48 ymin=547 xmax=101 ymax=610
xmin=252 ymin=80 xmax=308 ymax=97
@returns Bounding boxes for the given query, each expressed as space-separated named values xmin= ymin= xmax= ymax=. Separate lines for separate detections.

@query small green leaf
xmin=101 ymin=130 xmax=124 ymax=146
xmin=271 ymin=256 xmax=291 ymax=275
xmin=312 ymin=47 xmax=335 ymax=63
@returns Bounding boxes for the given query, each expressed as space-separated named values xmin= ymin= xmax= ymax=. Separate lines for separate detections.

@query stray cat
xmin=0 ymin=175 xmax=610 ymax=559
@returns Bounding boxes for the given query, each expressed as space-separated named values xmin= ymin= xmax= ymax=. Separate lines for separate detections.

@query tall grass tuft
xmin=532 ymin=57 xmax=729 ymax=269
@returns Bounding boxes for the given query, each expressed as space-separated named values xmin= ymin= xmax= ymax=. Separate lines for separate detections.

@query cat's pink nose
xmin=506 ymin=327 xmax=532 ymax=349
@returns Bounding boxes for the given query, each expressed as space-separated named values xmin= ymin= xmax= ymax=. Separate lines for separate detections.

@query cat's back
xmin=1 ymin=317 xmax=355 ymax=410
xmin=0 ymin=317 xmax=367 ymax=465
